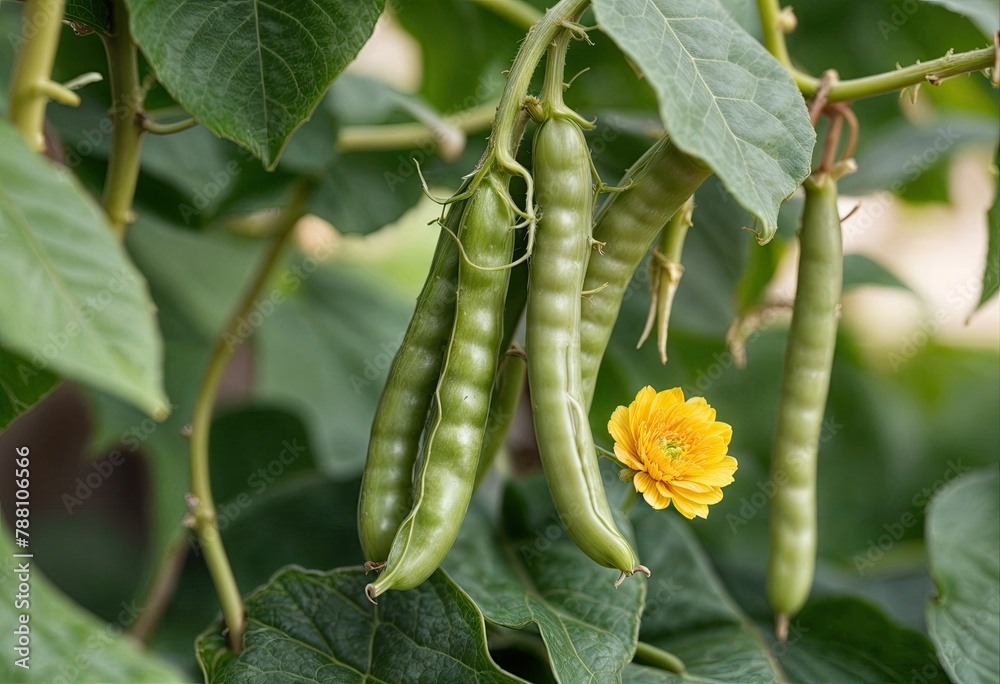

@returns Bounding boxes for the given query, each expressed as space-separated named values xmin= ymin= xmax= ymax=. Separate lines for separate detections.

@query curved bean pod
xmin=528 ymin=115 xmax=643 ymax=578
xmin=367 ymin=169 xmax=515 ymax=599
xmin=358 ymin=201 xmax=463 ymax=563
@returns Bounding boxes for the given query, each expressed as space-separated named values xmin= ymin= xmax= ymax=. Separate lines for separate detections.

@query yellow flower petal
xmin=608 ymin=386 xmax=737 ymax=518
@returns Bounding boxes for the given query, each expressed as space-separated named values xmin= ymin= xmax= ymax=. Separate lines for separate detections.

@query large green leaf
xmin=772 ymin=597 xmax=949 ymax=683
xmin=254 ymin=257 xmax=413 ymax=477
xmin=445 ymin=477 xmax=646 ymax=684
xmin=0 ymin=527 xmax=187 ymax=683
xmin=591 ymin=0 xmax=815 ymax=242
xmin=920 ymin=0 xmax=1000 ymax=34
xmin=195 ymin=567 xmax=526 ymax=683
xmin=0 ymin=346 xmax=58 ymax=430
xmin=125 ymin=0 xmax=384 ymax=168
xmin=926 ymin=466 xmax=1000 ymax=684
xmin=622 ymin=512 xmax=781 ymax=684
xmin=976 ymin=141 xmax=999 ymax=309
xmin=0 ymin=121 xmax=168 ymax=419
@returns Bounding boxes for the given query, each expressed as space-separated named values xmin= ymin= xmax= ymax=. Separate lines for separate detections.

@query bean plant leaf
xmin=254 ymin=256 xmax=413 ymax=477
xmin=976 ymin=142 xmax=999 ymax=309
xmin=839 ymin=116 xmax=999 ymax=199
xmin=0 ymin=345 xmax=58 ymax=430
xmin=842 ymin=254 xmax=914 ymax=293
xmin=445 ymin=476 xmax=646 ymax=684
xmin=771 ymin=597 xmax=949 ymax=683
xmin=0 ymin=121 xmax=168 ymax=419
xmin=591 ymin=0 xmax=815 ymax=243
xmin=622 ymin=511 xmax=782 ymax=683
xmin=65 ymin=0 xmax=110 ymax=34
xmin=0 ymin=527 xmax=187 ymax=683
xmin=195 ymin=567 xmax=526 ymax=684
xmin=926 ymin=466 xmax=1000 ymax=684
xmin=919 ymin=0 xmax=1000 ymax=35
xmin=125 ymin=0 xmax=385 ymax=169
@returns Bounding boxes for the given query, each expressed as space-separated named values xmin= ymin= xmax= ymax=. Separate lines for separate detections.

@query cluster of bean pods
xmin=359 ymin=25 xmax=715 ymax=600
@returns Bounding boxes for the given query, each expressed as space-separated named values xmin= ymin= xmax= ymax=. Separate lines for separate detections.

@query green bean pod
xmin=527 ymin=115 xmax=643 ymax=577
xmin=766 ymin=172 xmax=843 ymax=640
xmin=358 ymin=202 xmax=463 ymax=563
xmin=367 ymin=169 xmax=514 ymax=599
xmin=581 ymin=138 xmax=712 ymax=406
xmin=475 ymin=349 xmax=526 ymax=486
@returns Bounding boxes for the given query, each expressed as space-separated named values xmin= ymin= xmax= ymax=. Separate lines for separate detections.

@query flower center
xmin=658 ymin=438 xmax=684 ymax=461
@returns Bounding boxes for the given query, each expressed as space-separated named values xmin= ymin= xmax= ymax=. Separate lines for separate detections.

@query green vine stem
xmin=758 ymin=0 xmax=996 ymax=101
xmin=186 ymin=183 xmax=310 ymax=653
xmin=337 ymin=100 xmax=497 ymax=154
xmin=7 ymin=0 xmax=79 ymax=150
xmin=470 ymin=0 xmax=543 ymax=30
xmin=142 ymin=116 xmax=198 ymax=135
xmin=101 ymin=0 xmax=144 ymax=239
xmin=634 ymin=641 xmax=686 ymax=674
xmin=802 ymin=47 xmax=996 ymax=102
xmin=755 ymin=0 xmax=794 ymax=70
xmin=464 ymin=0 xmax=590 ymax=221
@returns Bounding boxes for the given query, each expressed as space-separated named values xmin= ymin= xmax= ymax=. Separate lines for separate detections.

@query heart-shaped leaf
xmin=591 ymin=0 xmax=815 ymax=242
xmin=196 ymin=567 xmax=526 ymax=683
xmin=126 ymin=0 xmax=385 ymax=168
xmin=926 ymin=465 xmax=1000 ymax=684
xmin=0 ymin=121 xmax=168 ymax=419
xmin=445 ymin=476 xmax=646 ymax=684
xmin=773 ymin=597 xmax=949 ymax=683
xmin=623 ymin=511 xmax=781 ymax=683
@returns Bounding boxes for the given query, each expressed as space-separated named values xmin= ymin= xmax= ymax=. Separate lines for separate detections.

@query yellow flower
xmin=608 ymin=386 xmax=736 ymax=519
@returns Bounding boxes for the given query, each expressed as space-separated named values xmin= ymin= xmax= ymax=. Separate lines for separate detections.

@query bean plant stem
xmin=6 ymin=0 xmax=78 ymax=150
xmin=143 ymin=116 xmax=198 ymax=135
xmin=755 ymin=0 xmax=792 ymax=69
xmin=469 ymin=0 xmax=543 ymax=29
xmin=337 ymin=101 xmax=498 ymax=153
xmin=634 ymin=641 xmax=686 ymax=674
xmin=101 ymin=0 xmax=144 ymax=239
xmin=488 ymin=0 xmax=590 ymax=165
xmin=805 ymin=47 xmax=996 ymax=102
xmin=187 ymin=184 xmax=309 ymax=652
xmin=757 ymin=1 xmax=995 ymax=102
xmin=129 ymin=534 xmax=189 ymax=643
